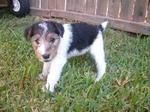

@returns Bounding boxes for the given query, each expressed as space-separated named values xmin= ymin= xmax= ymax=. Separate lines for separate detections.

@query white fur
xmin=38 ymin=22 xmax=48 ymax=37
xmin=42 ymin=22 xmax=107 ymax=92
xmin=101 ymin=21 xmax=108 ymax=31
xmin=67 ymin=47 xmax=90 ymax=58
xmin=37 ymin=40 xmax=46 ymax=55
xmin=42 ymin=56 xmax=67 ymax=92
xmin=90 ymin=32 xmax=106 ymax=81
xmin=57 ymin=24 xmax=73 ymax=57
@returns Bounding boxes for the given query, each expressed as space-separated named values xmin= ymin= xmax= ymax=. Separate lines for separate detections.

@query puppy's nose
xmin=42 ymin=54 xmax=50 ymax=59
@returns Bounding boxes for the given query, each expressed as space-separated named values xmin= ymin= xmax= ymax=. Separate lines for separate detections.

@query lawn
xmin=0 ymin=9 xmax=150 ymax=112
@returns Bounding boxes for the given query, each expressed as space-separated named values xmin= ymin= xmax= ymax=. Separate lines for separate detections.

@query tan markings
xmin=31 ymin=33 xmax=60 ymax=62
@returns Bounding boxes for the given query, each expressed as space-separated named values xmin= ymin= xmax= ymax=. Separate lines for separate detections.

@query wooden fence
xmin=0 ymin=0 xmax=7 ymax=7
xmin=1 ymin=0 xmax=150 ymax=35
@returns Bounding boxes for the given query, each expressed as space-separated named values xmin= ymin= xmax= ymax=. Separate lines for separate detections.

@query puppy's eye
xmin=50 ymin=38 xmax=55 ymax=43
xmin=36 ymin=39 xmax=40 ymax=44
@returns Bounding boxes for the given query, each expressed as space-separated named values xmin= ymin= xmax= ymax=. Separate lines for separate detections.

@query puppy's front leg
xmin=42 ymin=56 xmax=67 ymax=92
xmin=39 ymin=62 xmax=51 ymax=80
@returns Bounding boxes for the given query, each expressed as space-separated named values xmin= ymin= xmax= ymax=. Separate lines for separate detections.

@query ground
xmin=0 ymin=9 xmax=150 ymax=111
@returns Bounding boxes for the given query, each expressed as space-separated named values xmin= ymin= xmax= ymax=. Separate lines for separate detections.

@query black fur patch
xmin=67 ymin=23 xmax=99 ymax=53
xmin=46 ymin=21 xmax=64 ymax=36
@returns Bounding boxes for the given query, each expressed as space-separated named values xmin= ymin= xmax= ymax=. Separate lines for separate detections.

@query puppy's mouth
xmin=43 ymin=59 xmax=51 ymax=62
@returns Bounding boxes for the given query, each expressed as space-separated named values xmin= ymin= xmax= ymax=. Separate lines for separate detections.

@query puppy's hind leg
xmin=90 ymin=35 xmax=106 ymax=82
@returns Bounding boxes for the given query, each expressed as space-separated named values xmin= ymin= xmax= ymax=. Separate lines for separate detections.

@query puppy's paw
xmin=41 ymin=83 xmax=55 ymax=93
xmin=38 ymin=73 xmax=45 ymax=80
xmin=95 ymin=77 xmax=101 ymax=82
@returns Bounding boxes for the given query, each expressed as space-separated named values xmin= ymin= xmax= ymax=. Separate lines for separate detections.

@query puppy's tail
xmin=97 ymin=21 xmax=108 ymax=32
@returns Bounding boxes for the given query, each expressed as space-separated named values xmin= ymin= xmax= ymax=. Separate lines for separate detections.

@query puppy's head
xmin=24 ymin=21 xmax=64 ymax=62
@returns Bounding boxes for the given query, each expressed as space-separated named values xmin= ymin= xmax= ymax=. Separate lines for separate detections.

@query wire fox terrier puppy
xmin=24 ymin=21 xmax=108 ymax=92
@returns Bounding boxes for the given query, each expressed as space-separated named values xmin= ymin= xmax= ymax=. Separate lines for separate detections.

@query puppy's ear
xmin=54 ymin=22 xmax=64 ymax=37
xmin=24 ymin=26 xmax=33 ymax=41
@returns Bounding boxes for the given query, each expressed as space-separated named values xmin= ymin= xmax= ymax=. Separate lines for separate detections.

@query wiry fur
xmin=24 ymin=21 xmax=108 ymax=92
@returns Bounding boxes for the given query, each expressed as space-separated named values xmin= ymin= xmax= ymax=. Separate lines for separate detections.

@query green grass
xmin=0 ymin=9 xmax=150 ymax=112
